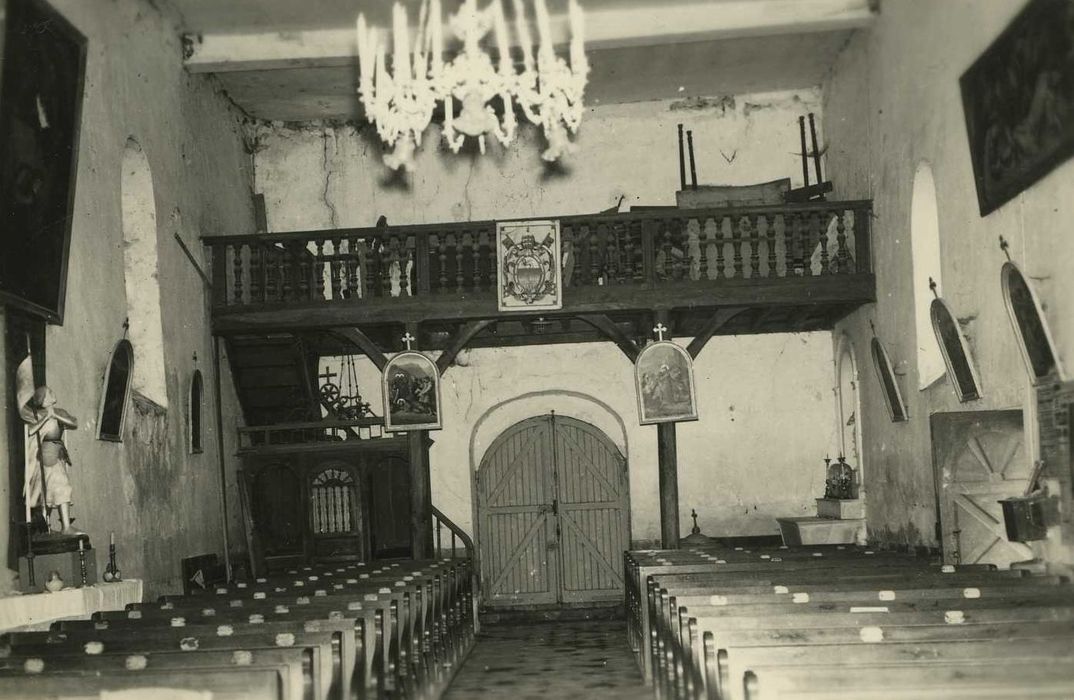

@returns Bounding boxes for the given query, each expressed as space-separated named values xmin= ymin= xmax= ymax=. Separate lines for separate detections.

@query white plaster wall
xmin=824 ymin=0 xmax=1074 ymax=561
xmin=253 ymin=90 xmax=824 ymax=230
xmin=347 ymin=332 xmax=834 ymax=544
xmin=254 ymin=89 xmax=839 ymax=543
xmin=0 ymin=0 xmax=254 ymax=596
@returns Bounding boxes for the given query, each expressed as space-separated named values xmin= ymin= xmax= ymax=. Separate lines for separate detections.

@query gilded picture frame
xmin=634 ymin=341 xmax=699 ymax=425
xmin=382 ymin=351 xmax=442 ymax=432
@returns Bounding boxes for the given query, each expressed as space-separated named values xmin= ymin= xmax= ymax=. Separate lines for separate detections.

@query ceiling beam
xmin=184 ymin=0 xmax=874 ymax=74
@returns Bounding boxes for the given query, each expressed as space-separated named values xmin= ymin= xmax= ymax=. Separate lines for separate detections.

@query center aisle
xmin=443 ymin=620 xmax=651 ymax=699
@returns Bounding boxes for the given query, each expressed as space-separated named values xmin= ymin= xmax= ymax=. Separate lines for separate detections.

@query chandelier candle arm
xmin=512 ymin=0 xmax=536 ymax=73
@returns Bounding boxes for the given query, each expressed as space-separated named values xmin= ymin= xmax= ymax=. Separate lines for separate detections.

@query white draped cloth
xmin=0 ymin=579 xmax=142 ymax=632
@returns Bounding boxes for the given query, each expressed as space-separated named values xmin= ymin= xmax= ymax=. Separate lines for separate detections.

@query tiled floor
xmin=444 ymin=620 xmax=651 ymax=699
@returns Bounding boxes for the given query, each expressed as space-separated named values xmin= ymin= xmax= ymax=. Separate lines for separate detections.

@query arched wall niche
xmin=120 ymin=137 xmax=168 ymax=407
xmin=910 ymin=161 xmax=945 ymax=390
xmin=835 ymin=335 xmax=864 ymax=484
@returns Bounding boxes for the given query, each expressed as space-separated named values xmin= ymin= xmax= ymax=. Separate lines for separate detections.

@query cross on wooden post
xmin=402 ymin=332 xmax=416 ymax=351
xmin=653 ymin=323 xmax=668 ymax=342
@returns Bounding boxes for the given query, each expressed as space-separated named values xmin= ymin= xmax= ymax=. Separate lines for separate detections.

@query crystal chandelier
xmin=356 ymin=0 xmax=588 ymax=171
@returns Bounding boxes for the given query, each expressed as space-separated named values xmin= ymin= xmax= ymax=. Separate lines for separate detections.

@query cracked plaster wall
xmin=0 ymin=0 xmax=253 ymax=597
xmin=824 ymin=0 xmax=1074 ymax=565
xmin=254 ymin=90 xmax=838 ymax=542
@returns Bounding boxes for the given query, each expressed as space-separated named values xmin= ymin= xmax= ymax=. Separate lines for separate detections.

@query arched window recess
xmin=999 ymin=239 xmax=1063 ymax=384
xmin=928 ymin=278 xmax=983 ymax=403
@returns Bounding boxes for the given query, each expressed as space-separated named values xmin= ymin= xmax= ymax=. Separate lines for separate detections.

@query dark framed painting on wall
xmin=0 ymin=0 xmax=87 ymax=323
xmin=382 ymin=351 xmax=442 ymax=432
xmin=870 ymin=337 xmax=908 ymax=423
xmin=634 ymin=341 xmax=698 ymax=425
xmin=960 ymin=0 xmax=1074 ymax=216
xmin=97 ymin=340 xmax=134 ymax=441
xmin=930 ymin=298 xmax=983 ymax=402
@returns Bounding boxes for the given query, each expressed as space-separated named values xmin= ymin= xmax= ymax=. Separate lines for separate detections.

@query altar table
xmin=0 ymin=579 xmax=143 ymax=632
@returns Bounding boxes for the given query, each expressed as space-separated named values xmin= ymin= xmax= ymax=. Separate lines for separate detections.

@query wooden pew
xmin=0 ymin=648 xmax=307 ymax=700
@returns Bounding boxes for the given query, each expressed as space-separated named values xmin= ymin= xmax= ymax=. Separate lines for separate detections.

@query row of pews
xmin=0 ymin=557 xmax=476 ymax=699
xmin=626 ymin=544 xmax=1074 ymax=699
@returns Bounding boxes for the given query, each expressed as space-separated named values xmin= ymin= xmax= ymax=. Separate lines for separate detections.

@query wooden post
xmin=657 ymin=422 xmax=680 ymax=548
xmin=408 ymin=431 xmax=432 ymax=559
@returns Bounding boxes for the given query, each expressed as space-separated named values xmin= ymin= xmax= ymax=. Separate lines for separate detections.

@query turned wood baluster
xmin=835 ymin=211 xmax=849 ymax=273
xmin=583 ymin=225 xmax=597 ymax=284
xmin=231 ymin=244 xmax=243 ymax=304
xmin=623 ymin=223 xmax=636 ymax=282
xmin=400 ymin=236 xmax=414 ymax=297
xmin=314 ymin=239 xmax=326 ymax=300
xmin=472 ymin=230 xmax=482 ymax=291
xmin=786 ymin=212 xmax=803 ymax=275
xmin=298 ymin=243 xmax=312 ymax=299
xmin=731 ymin=217 xmax=744 ymax=279
xmin=282 ymin=245 xmax=295 ymax=300
xmin=486 ymin=230 xmax=498 ymax=291
xmin=748 ymin=215 xmax=760 ymax=278
xmin=696 ymin=218 xmax=708 ymax=280
xmin=384 ymin=235 xmax=398 ymax=297
xmin=714 ymin=217 xmax=726 ymax=279
xmin=454 ymin=232 xmax=465 ymax=293
xmin=346 ymin=237 xmax=362 ymax=299
xmin=815 ymin=211 xmax=828 ymax=275
xmin=660 ymin=224 xmax=673 ymax=279
xmin=599 ymin=224 xmax=616 ymax=283
xmin=248 ymin=243 xmax=262 ymax=303
xmin=330 ymin=238 xmax=342 ymax=300
xmin=765 ymin=214 xmax=777 ymax=278
xmin=435 ymin=234 xmax=448 ymax=293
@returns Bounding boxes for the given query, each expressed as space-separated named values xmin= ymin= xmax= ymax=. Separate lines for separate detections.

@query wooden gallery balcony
xmin=205 ymin=200 xmax=874 ymax=352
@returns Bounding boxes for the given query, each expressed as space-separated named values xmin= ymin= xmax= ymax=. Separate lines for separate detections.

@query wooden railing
xmin=237 ymin=417 xmax=389 ymax=450
xmin=206 ymin=200 xmax=872 ymax=309
xmin=432 ymin=505 xmax=474 ymax=562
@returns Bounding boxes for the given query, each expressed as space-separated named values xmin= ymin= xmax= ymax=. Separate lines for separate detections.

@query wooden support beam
xmin=409 ymin=432 xmax=432 ymax=559
xmin=331 ymin=327 xmax=388 ymax=371
xmin=657 ymin=423 xmax=680 ymax=548
xmin=686 ymin=307 xmax=751 ymax=359
xmin=437 ymin=320 xmax=494 ymax=375
xmin=576 ymin=314 xmax=640 ymax=362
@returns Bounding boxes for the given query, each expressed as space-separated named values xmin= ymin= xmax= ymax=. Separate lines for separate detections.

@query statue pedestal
xmin=19 ymin=538 xmax=97 ymax=593
xmin=816 ymin=498 xmax=864 ymax=520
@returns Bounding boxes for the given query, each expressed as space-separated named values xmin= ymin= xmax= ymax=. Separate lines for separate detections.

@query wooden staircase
xmin=225 ymin=334 xmax=320 ymax=426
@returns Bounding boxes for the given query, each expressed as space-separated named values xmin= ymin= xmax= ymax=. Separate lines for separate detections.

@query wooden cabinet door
xmin=932 ymin=411 xmax=1034 ymax=568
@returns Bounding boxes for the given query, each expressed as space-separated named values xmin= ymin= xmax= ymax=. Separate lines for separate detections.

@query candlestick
xmin=109 ymin=531 xmax=114 ymax=546
xmin=78 ymin=545 xmax=88 ymax=587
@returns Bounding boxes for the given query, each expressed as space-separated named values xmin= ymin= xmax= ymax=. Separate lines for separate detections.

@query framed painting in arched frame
xmin=1001 ymin=261 xmax=1064 ymax=383
xmin=871 ymin=337 xmax=908 ymax=423
xmin=382 ymin=351 xmax=442 ymax=432
xmin=97 ymin=339 xmax=134 ymax=441
xmin=930 ymin=298 xmax=983 ymax=402
xmin=634 ymin=341 xmax=698 ymax=425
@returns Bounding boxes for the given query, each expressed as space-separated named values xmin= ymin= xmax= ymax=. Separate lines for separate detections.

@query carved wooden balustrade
xmin=206 ymin=200 xmax=873 ymax=327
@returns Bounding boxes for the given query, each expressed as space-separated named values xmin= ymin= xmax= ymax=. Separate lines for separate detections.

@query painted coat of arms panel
xmin=496 ymin=220 xmax=562 ymax=312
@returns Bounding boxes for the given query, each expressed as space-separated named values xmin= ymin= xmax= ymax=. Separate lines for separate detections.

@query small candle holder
xmin=103 ymin=532 xmax=122 ymax=582
xmin=78 ymin=539 xmax=88 ymax=587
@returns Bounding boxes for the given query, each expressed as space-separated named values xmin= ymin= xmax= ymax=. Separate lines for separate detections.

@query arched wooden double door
xmin=477 ymin=414 xmax=630 ymax=606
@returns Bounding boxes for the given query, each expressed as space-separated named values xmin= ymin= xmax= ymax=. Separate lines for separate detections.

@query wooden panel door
xmin=477 ymin=414 xmax=629 ymax=606
xmin=553 ymin=415 xmax=630 ymax=603
xmin=477 ymin=417 xmax=559 ymax=605
xmin=932 ymin=411 xmax=1034 ymax=568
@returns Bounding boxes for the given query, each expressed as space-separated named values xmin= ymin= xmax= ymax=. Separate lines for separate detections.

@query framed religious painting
xmin=496 ymin=219 xmax=562 ymax=312
xmin=382 ymin=351 xmax=442 ymax=432
xmin=870 ymin=337 xmax=908 ymax=423
xmin=634 ymin=341 xmax=698 ymax=425
xmin=960 ymin=0 xmax=1074 ymax=216
xmin=0 ymin=0 xmax=88 ymax=323
xmin=930 ymin=297 xmax=983 ymax=403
